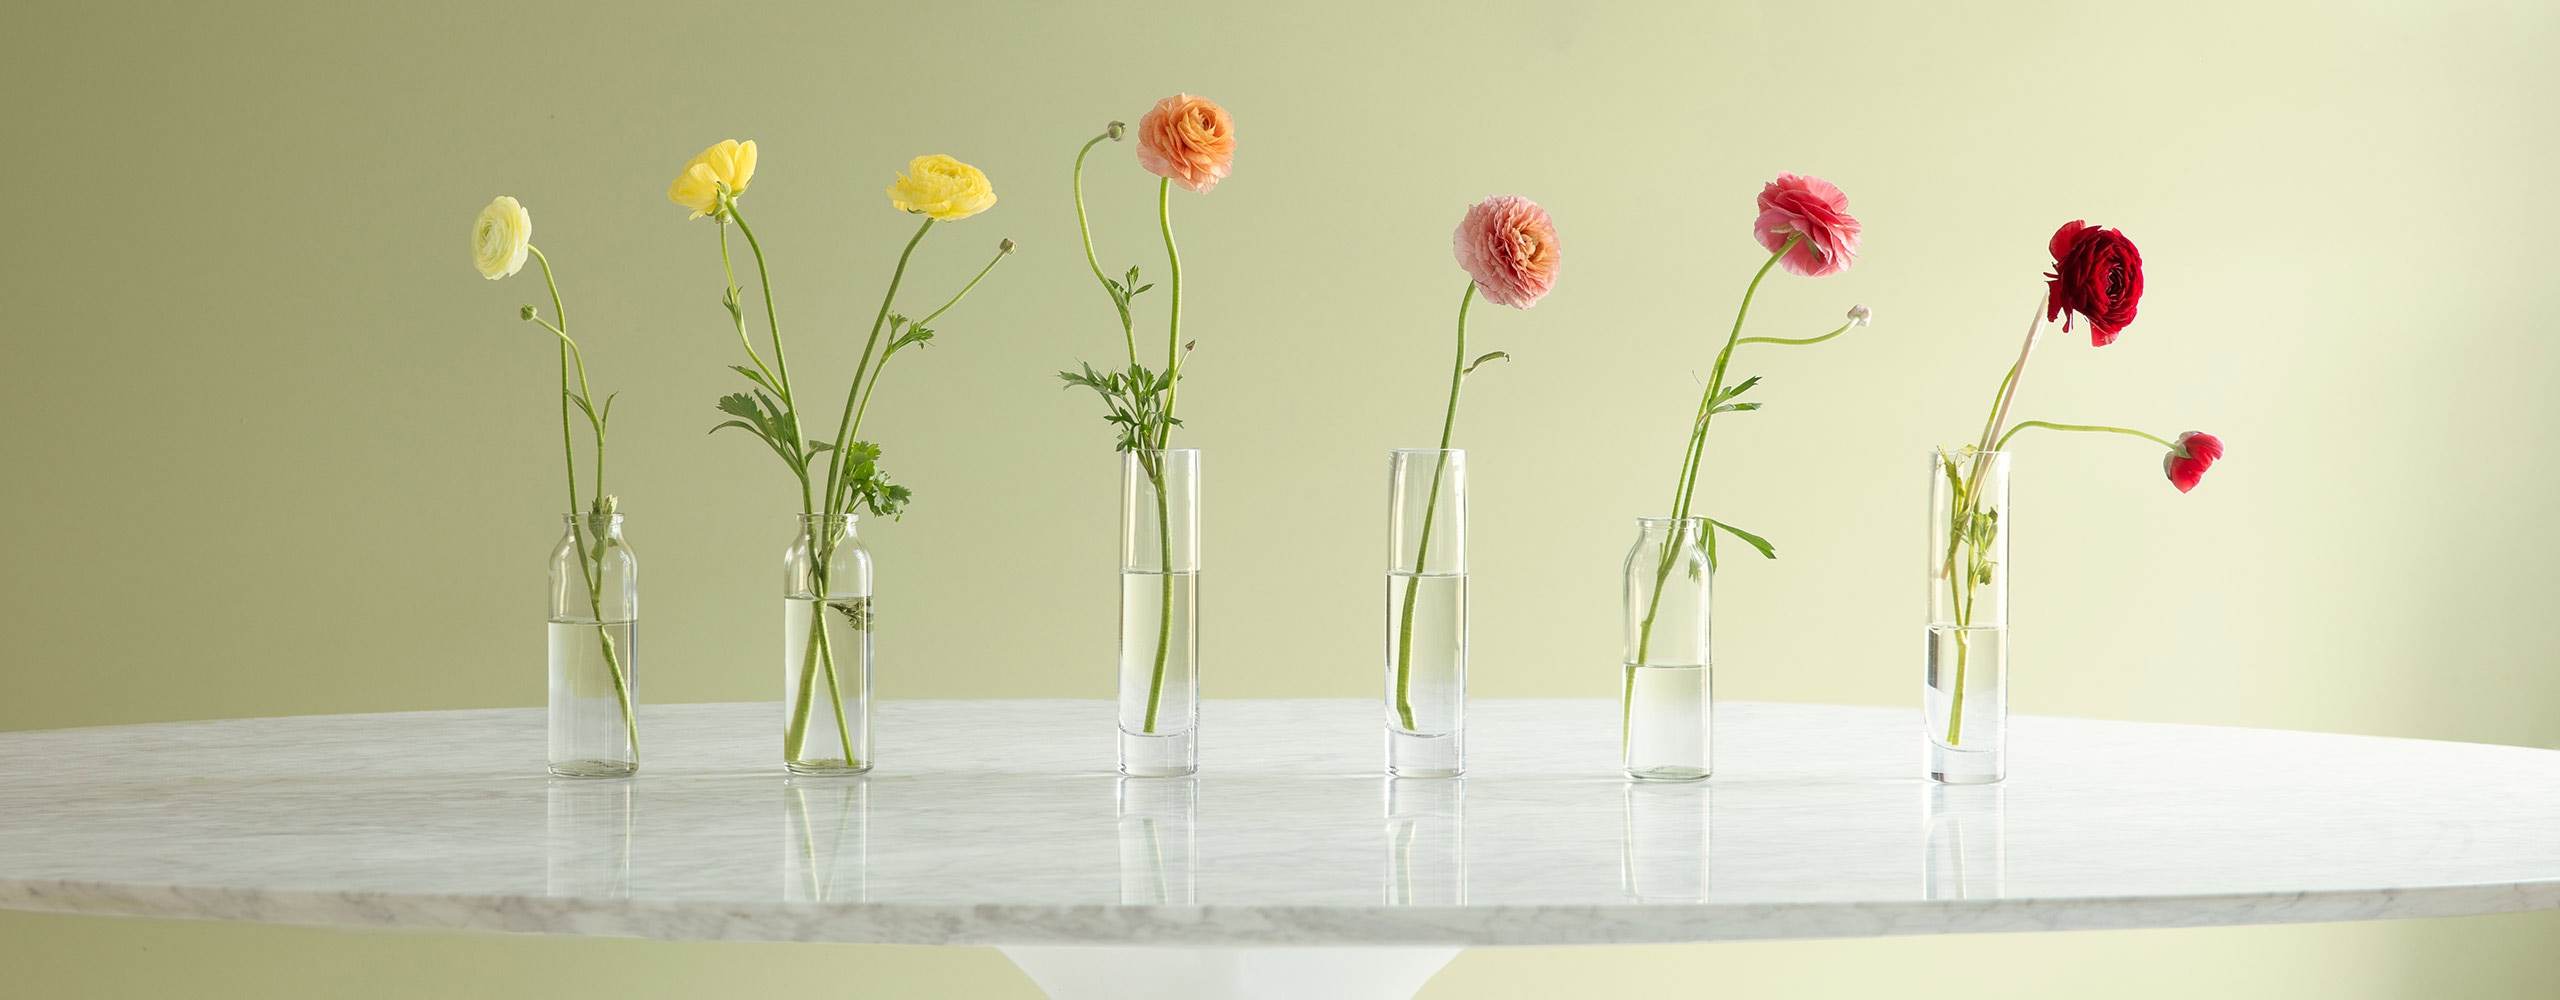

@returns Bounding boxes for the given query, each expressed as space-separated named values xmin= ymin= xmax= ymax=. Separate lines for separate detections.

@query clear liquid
xmin=783 ymin=596 xmax=872 ymax=773
xmin=1623 ymin=663 xmax=1709 ymax=780
xmin=1924 ymin=624 xmax=2007 ymax=752
xmin=1384 ymin=573 xmax=1465 ymax=736
xmin=1117 ymin=571 xmax=1199 ymax=736
xmin=547 ymin=619 xmax=637 ymax=775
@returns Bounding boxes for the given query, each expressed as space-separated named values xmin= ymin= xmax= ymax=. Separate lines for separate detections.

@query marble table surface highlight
xmin=2 ymin=699 xmax=2556 ymax=946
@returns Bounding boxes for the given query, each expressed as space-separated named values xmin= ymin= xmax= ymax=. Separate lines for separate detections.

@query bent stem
xmin=1394 ymin=282 xmax=1478 ymax=731
xmin=1943 ymin=300 xmax=2048 ymax=746
xmin=530 ymin=246 xmax=637 ymax=762
xmin=1142 ymin=458 xmax=1174 ymax=733
xmin=1635 ymin=237 xmax=1797 ymax=664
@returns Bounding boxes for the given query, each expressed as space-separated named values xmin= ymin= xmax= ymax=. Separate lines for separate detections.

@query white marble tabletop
xmin=1 ymin=699 xmax=2556 ymax=947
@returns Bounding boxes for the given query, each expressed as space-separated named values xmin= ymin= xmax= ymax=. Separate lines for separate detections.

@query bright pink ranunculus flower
xmin=1452 ymin=195 xmax=1560 ymax=309
xmin=1753 ymin=173 xmax=1860 ymax=278
xmin=2164 ymin=431 xmax=2224 ymax=493
xmin=2046 ymin=220 xmax=2145 ymax=346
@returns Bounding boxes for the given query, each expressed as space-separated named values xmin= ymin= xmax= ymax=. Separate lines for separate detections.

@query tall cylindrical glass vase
xmin=1385 ymin=448 xmax=1466 ymax=777
xmin=1119 ymin=449 xmax=1201 ymax=777
xmin=1622 ymin=516 xmax=1712 ymax=780
xmin=784 ymin=513 xmax=872 ymax=775
xmin=549 ymin=512 xmax=638 ymax=777
xmin=1927 ymin=448 xmax=2010 ymax=784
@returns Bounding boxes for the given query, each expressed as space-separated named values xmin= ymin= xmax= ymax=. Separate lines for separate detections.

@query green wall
xmin=4 ymin=0 xmax=2556 ymax=995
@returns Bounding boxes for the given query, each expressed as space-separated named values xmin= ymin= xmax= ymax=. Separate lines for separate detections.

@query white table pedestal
xmin=1000 ymin=946 xmax=1461 ymax=1000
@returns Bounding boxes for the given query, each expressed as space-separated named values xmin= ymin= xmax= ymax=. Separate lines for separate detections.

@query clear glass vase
xmin=784 ymin=513 xmax=872 ymax=775
xmin=1622 ymin=516 xmax=1711 ymax=780
xmin=1119 ymin=449 xmax=1200 ymax=777
xmin=1385 ymin=448 xmax=1466 ymax=777
xmin=1927 ymin=448 xmax=2009 ymax=784
xmin=549 ymin=512 xmax=638 ymax=777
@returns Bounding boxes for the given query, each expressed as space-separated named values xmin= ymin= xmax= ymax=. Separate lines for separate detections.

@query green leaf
xmin=1706 ymin=518 xmax=1778 ymax=560
xmin=1711 ymin=401 xmax=1762 ymax=414
xmin=728 ymin=365 xmax=778 ymax=394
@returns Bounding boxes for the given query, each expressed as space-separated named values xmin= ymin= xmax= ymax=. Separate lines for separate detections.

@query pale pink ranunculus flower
xmin=1135 ymin=94 xmax=1237 ymax=194
xmin=1452 ymin=195 xmax=1561 ymax=309
xmin=1753 ymin=172 xmax=1860 ymax=278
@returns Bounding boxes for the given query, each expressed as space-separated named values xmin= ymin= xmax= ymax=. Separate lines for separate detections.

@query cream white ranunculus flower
xmin=474 ymin=196 xmax=533 ymax=279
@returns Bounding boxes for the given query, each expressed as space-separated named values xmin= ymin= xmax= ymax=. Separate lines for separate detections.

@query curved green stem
xmin=1735 ymin=321 xmax=1853 ymax=347
xmin=1072 ymin=131 xmax=1139 ymax=366
xmin=824 ymin=218 xmax=935 ymax=513
xmin=1157 ymin=178 xmax=1184 ymax=450
xmin=847 ymin=242 xmax=1011 ymax=452
xmin=528 ymin=246 xmax=636 ymax=763
xmin=716 ymin=224 xmax=779 ymax=391
xmin=1994 ymin=420 xmax=2181 ymax=453
xmin=723 ymin=201 xmax=814 ymax=516
xmin=1393 ymin=282 xmax=1477 ymax=731
xmin=1635 ymin=237 xmax=1796 ymax=664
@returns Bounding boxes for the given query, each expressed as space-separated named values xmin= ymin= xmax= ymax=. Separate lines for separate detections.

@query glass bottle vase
xmin=784 ymin=513 xmax=872 ymax=775
xmin=549 ymin=512 xmax=638 ymax=777
xmin=1384 ymin=448 xmax=1466 ymax=777
xmin=1927 ymin=448 xmax=2010 ymax=784
xmin=1119 ymin=449 xmax=1200 ymax=777
xmin=1621 ymin=516 xmax=1711 ymax=780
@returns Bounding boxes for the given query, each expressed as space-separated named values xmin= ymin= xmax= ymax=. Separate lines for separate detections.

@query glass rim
xmin=1122 ymin=447 xmax=1201 ymax=457
xmin=561 ymin=511 xmax=627 ymax=521
xmin=792 ymin=511 xmax=858 ymax=523
xmin=1932 ymin=446 xmax=2011 ymax=458
xmin=1389 ymin=447 xmax=1465 ymax=456
xmin=1634 ymin=515 xmax=1711 ymax=526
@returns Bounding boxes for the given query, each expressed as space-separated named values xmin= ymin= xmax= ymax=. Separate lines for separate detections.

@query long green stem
xmin=848 ymin=243 xmax=1011 ymax=439
xmin=1735 ymin=321 xmax=1853 ymax=347
xmin=716 ymin=224 xmax=779 ymax=393
xmin=1943 ymin=300 xmax=2047 ymax=745
xmin=1995 ymin=420 xmax=2180 ymax=453
xmin=1634 ymin=237 xmax=1796 ymax=664
xmin=528 ymin=246 xmax=637 ymax=763
xmin=1393 ymin=282 xmax=1477 ymax=731
xmin=1071 ymin=130 xmax=1139 ymax=366
xmin=724 ymin=202 xmax=814 ymax=515
xmin=826 ymin=218 xmax=936 ymax=511
xmin=1142 ymin=460 xmax=1175 ymax=733
xmin=1157 ymin=178 xmax=1184 ymax=450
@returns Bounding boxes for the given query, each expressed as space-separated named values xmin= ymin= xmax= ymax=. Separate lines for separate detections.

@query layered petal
xmin=1452 ymin=195 xmax=1561 ymax=309
xmin=1753 ymin=173 xmax=1860 ymax=278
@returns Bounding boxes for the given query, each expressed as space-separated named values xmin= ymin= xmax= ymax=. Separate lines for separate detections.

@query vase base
xmin=1120 ymin=728 xmax=1197 ymax=777
xmin=786 ymin=759 xmax=873 ymax=776
xmin=1385 ymin=728 xmax=1462 ymax=778
xmin=1624 ymin=766 xmax=1709 ymax=782
xmin=1929 ymin=742 xmax=2004 ymax=784
xmin=548 ymin=759 xmax=636 ymax=779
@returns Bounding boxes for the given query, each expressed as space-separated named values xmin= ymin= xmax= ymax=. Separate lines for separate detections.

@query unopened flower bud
xmin=1105 ymin=121 xmax=1127 ymax=141
xmin=520 ymin=305 xmax=537 ymax=321
xmin=1847 ymin=304 xmax=1871 ymax=327
xmin=1183 ymin=340 xmax=1198 ymax=352
xmin=1000 ymin=238 xmax=1016 ymax=254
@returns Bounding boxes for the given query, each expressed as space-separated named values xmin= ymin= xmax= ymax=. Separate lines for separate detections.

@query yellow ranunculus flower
xmin=885 ymin=154 xmax=996 ymax=222
xmin=473 ymin=196 xmax=532 ymax=279
xmin=669 ymin=139 xmax=757 ymax=219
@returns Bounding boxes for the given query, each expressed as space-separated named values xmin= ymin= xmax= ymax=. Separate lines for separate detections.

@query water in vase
xmin=547 ymin=619 xmax=636 ymax=777
xmin=1118 ymin=569 xmax=1199 ymax=776
xmin=1384 ymin=571 xmax=1465 ymax=777
xmin=783 ymin=595 xmax=872 ymax=774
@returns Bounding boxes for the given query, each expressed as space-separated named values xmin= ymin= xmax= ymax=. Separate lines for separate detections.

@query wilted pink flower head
xmin=1452 ymin=195 xmax=1561 ymax=309
xmin=1135 ymin=94 xmax=1236 ymax=194
xmin=1754 ymin=172 xmax=1860 ymax=278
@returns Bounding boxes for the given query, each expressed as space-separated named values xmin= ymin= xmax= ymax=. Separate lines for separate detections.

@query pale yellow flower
xmin=473 ymin=196 xmax=532 ymax=279
xmin=669 ymin=139 xmax=757 ymax=219
xmin=885 ymin=154 xmax=996 ymax=222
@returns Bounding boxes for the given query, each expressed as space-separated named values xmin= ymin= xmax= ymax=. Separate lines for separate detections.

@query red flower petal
xmin=2164 ymin=431 xmax=2224 ymax=493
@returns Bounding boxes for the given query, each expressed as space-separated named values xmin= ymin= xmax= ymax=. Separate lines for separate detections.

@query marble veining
xmin=2 ymin=699 xmax=2557 ymax=946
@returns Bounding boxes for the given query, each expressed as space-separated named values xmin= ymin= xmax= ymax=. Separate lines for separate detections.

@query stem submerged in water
xmin=1393 ymin=283 xmax=1479 ymax=732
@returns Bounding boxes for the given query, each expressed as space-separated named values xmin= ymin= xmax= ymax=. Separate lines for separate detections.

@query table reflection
xmin=546 ymin=778 xmax=632 ymax=898
xmin=1119 ymin=777 xmax=1196 ymax=904
xmin=1621 ymin=783 xmax=1709 ymax=903
xmin=1384 ymin=778 xmax=1465 ymax=905
xmin=1921 ymin=784 xmax=2003 ymax=900
xmin=784 ymin=776 xmax=868 ymax=903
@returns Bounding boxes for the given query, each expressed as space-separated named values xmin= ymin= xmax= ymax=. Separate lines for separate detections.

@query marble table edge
xmin=8 ymin=877 xmax=2558 ymax=947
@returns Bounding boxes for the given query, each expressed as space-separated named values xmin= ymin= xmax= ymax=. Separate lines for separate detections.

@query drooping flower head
xmin=2164 ymin=431 xmax=2224 ymax=492
xmin=472 ymin=196 xmax=531 ymax=280
xmin=1135 ymin=94 xmax=1236 ymax=194
xmin=1452 ymin=195 xmax=1561 ymax=309
xmin=886 ymin=154 xmax=997 ymax=222
xmin=1754 ymin=173 xmax=1860 ymax=278
xmin=668 ymin=139 xmax=758 ymax=220
xmin=2045 ymin=220 xmax=2144 ymax=345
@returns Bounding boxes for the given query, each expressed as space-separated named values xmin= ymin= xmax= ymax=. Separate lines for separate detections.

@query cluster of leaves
xmin=1938 ymin=451 xmax=2001 ymax=587
xmin=711 ymin=395 xmax=911 ymax=520
xmin=1059 ymin=361 xmax=1180 ymax=455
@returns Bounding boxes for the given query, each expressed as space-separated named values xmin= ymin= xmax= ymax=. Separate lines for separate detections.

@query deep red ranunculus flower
xmin=2045 ymin=220 xmax=2144 ymax=346
xmin=2164 ymin=431 xmax=2224 ymax=493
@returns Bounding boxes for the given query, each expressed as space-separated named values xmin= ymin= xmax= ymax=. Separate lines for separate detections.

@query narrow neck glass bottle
xmin=1621 ymin=516 xmax=1710 ymax=780
xmin=549 ymin=512 xmax=637 ymax=777
xmin=784 ymin=513 xmax=872 ymax=775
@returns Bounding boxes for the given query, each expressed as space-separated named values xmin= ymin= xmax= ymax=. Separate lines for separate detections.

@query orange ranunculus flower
xmin=1134 ymin=94 xmax=1235 ymax=194
xmin=669 ymin=139 xmax=758 ymax=219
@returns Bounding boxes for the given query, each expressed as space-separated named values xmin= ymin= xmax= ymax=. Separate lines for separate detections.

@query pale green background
xmin=4 ymin=0 xmax=2556 ymax=996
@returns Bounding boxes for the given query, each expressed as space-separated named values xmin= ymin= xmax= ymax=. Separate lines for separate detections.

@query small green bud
xmin=520 ymin=305 xmax=537 ymax=321
xmin=1105 ymin=121 xmax=1127 ymax=141
xmin=1000 ymin=238 xmax=1016 ymax=254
